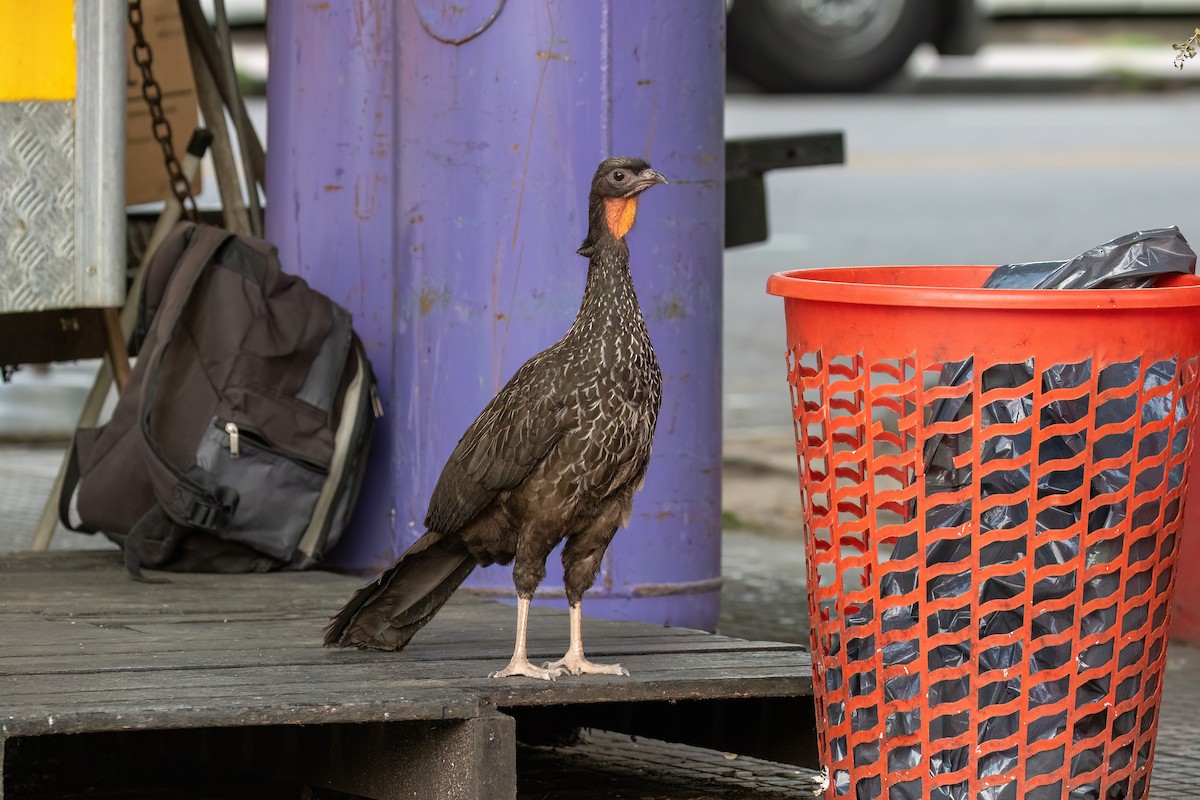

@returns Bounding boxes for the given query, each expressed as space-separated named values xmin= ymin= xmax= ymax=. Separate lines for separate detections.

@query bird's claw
xmin=489 ymin=658 xmax=561 ymax=680
xmin=542 ymin=654 xmax=630 ymax=677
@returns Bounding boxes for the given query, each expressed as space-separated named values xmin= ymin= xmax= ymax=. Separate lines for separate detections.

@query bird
xmin=324 ymin=156 xmax=668 ymax=680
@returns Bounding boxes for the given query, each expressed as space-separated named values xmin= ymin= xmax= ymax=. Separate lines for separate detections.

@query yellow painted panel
xmin=0 ymin=1 xmax=76 ymax=101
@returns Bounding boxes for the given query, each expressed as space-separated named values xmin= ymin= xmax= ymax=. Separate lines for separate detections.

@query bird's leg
xmin=489 ymin=596 xmax=559 ymax=680
xmin=544 ymin=602 xmax=629 ymax=676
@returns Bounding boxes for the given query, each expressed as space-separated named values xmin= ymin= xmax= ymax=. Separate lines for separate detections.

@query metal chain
xmin=128 ymin=0 xmax=198 ymax=221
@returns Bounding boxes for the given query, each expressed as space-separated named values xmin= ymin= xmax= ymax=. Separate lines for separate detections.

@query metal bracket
xmin=725 ymin=132 xmax=845 ymax=248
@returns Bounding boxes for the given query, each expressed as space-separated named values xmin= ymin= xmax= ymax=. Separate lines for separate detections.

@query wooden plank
xmin=100 ymin=307 xmax=131 ymax=391
xmin=0 ymin=310 xmax=109 ymax=366
xmin=0 ymin=550 xmax=805 ymax=666
xmin=0 ymin=693 xmax=482 ymax=737
xmin=0 ymin=576 xmax=350 ymax=617
xmin=0 ymin=550 xmax=796 ymax=651
xmin=1 ymin=682 xmax=809 ymax=737
xmin=0 ymin=600 xmax=802 ymax=661
xmin=3 ymin=719 xmax=519 ymax=800
xmin=0 ymin=602 xmax=752 ymax=643
xmin=1 ymin=647 xmax=808 ymax=736
xmin=0 ymin=551 xmax=359 ymax=617
xmin=0 ymin=550 xmax=813 ymax=744
xmin=0 ymin=638 xmax=801 ymax=674
xmin=275 ymin=716 xmax=518 ymax=800
xmin=118 ymin=622 xmax=784 ymax=651
xmin=1 ymin=649 xmax=807 ymax=701
xmin=0 ymin=617 xmax=800 ymax=669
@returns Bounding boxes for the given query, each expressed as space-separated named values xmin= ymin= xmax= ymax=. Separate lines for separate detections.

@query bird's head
xmin=578 ymin=156 xmax=668 ymax=257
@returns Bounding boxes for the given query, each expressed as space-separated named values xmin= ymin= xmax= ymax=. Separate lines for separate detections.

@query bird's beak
xmin=627 ymin=169 xmax=668 ymax=195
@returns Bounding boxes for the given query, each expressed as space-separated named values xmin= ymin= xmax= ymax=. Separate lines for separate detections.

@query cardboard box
xmin=125 ymin=0 xmax=200 ymax=206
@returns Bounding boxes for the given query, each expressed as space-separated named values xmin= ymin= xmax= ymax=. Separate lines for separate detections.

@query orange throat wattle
xmin=604 ymin=196 xmax=639 ymax=239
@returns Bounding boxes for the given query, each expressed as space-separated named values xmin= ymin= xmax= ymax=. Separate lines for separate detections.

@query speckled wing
xmin=424 ymin=359 xmax=570 ymax=536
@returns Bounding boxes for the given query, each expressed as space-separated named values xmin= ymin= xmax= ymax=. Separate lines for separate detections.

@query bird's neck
xmin=578 ymin=195 xmax=636 ymax=258
xmin=571 ymin=239 xmax=644 ymax=333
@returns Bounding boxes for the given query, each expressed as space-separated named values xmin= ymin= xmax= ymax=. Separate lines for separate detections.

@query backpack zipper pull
xmin=370 ymin=384 xmax=384 ymax=419
xmin=225 ymin=422 xmax=240 ymax=458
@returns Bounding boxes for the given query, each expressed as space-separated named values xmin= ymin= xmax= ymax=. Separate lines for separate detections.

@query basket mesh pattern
xmin=787 ymin=347 xmax=1199 ymax=800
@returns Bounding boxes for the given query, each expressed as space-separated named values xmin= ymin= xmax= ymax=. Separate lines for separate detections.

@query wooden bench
xmin=0 ymin=550 xmax=815 ymax=799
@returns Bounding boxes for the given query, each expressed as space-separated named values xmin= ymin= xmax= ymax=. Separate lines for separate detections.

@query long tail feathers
xmin=323 ymin=530 xmax=476 ymax=651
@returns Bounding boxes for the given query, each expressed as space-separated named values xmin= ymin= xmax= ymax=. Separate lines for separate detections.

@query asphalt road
xmin=723 ymin=91 xmax=1200 ymax=436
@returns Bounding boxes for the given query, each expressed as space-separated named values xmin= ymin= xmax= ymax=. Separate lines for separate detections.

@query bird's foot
xmin=489 ymin=657 xmax=560 ymax=680
xmin=543 ymin=652 xmax=630 ymax=677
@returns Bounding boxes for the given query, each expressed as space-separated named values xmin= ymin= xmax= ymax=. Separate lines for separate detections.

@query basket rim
xmin=766 ymin=265 xmax=1200 ymax=310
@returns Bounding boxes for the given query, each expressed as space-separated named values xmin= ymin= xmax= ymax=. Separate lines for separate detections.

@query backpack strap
xmin=57 ymin=440 xmax=94 ymax=534
xmin=137 ymin=224 xmax=240 ymax=532
xmin=119 ymin=505 xmax=179 ymax=583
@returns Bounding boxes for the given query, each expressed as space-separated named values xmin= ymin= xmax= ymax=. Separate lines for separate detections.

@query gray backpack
xmin=61 ymin=223 xmax=380 ymax=578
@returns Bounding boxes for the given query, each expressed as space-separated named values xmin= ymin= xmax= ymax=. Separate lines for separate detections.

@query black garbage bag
xmin=863 ymin=227 xmax=1196 ymax=800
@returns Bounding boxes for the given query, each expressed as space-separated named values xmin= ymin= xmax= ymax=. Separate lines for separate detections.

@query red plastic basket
xmin=766 ymin=266 xmax=1200 ymax=800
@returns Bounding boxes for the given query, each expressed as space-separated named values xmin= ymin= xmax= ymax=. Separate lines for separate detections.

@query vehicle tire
xmin=728 ymin=0 xmax=936 ymax=93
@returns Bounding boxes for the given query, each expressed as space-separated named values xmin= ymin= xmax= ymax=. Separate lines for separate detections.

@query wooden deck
xmin=0 ymin=550 xmax=814 ymax=799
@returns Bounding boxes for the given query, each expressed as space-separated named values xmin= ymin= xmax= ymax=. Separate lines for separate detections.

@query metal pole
xmin=266 ymin=0 xmax=724 ymax=630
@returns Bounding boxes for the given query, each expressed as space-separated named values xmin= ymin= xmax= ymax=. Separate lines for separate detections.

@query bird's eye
xmin=613 ymin=170 xmax=626 ymax=182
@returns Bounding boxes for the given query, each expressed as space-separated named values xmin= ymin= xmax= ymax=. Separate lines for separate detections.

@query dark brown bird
xmin=324 ymin=157 xmax=667 ymax=679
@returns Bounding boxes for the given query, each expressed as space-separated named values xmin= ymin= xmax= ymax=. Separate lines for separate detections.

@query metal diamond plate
xmin=0 ymin=1 xmax=125 ymax=318
xmin=0 ymin=101 xmax=76 ymax=314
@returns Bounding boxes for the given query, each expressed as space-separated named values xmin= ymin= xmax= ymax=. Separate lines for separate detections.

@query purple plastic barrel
xmin=265 ymin=0 xmax=724 ymax=629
